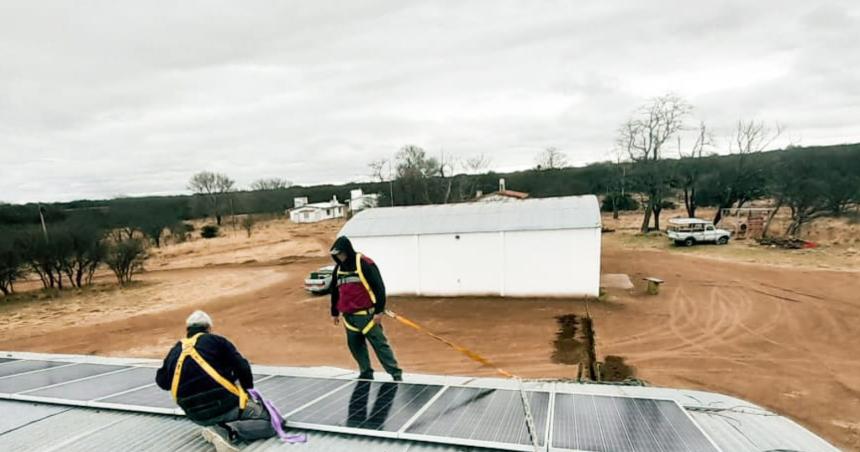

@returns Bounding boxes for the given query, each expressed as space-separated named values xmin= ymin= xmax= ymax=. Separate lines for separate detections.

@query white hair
xmin=186 ymin=310 xmax=213 ymax=329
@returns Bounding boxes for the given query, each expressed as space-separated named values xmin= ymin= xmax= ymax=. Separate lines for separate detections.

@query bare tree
xmin=463 ymin=154 xmax=492 ymax=174
xmin=188 ymin=171 xmax=235 ymax=225
xmin=535 ymin=147 xmax=569 ymax=170
xmin=250 ymin=178 xmax=292 ymax=191
xmin=617 ymin=94 xmax=692 ymax=232
xmin=677 ymin=121 xmax=713 ymax=218
xmin=604 ymin=148 xmax=630 ymax=220
xmin=368 ymin=158 xmax=395 ymax=206
xmin=459 ymin=153 xmax=493 ymax=200
xmin=437 ymin=150 xmax=456 ymax=204
xmin=241 ymin=215 xmax=256 ymax=238
xmin=368 ymin=159 xmax=389 ymax=182
xmin=712 ymin=119 xmax=783 ymax=224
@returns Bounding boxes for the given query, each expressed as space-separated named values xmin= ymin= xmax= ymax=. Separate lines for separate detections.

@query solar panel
xmin=98 ymin=383 xmax=176 ymax=408
xmin=253 ymin=376 xmax=351 ymax=415
xmin=24 ymin=367 xmax=156 ymax=400
xmin=404 ymin=387 xmax=549 ymax=447
xmin=0 ymin=358 xmax=725 ymax=452
xmin=551 ymin=394 xmax=718 ymax=452
xmin=290 ymin=381 xmax=442 ymax=432
xmin=0 ymin=360 xmax=68 ymax=378
xmin=98 ymin=373 xmax=274 ymax=410
xmin=0 ymin=364 xmax=123 ymax=394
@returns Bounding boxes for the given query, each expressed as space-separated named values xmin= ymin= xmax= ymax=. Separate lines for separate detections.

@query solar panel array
xmin=0 ymin=358 xmax=720 ymax=451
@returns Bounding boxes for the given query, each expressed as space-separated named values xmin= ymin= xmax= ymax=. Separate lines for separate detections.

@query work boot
xmin=392 ymin=374 xmax=403 ymax=382
xmin=358 ymin=371 xmax=374 ymax=380
xmin=201 ymin=427 xmax=239 ymax=452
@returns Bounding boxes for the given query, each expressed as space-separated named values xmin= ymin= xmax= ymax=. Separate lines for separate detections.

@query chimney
xmin=332 ymin=195 xmax=339 ymax=203
xmin=499 ymin=178 xmax=506 ymax=192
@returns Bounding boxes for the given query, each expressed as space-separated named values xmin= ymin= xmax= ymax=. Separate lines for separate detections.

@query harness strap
xmin=343 ymin=317 xmax=377 ymax=335
xmin=170 ymin=333 xmax=248 ymax=410
xmin=355 ymin=253 xmax=376 ymax=304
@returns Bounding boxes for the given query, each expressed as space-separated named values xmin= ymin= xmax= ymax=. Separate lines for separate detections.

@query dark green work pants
xmin=343 ymin=312 xmax=402 ymax=380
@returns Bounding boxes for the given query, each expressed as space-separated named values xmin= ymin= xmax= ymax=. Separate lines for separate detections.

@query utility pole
xmin=388 ymin=157 xmax=395 ymax=207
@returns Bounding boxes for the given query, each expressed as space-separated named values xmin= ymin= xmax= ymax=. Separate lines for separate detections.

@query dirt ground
xmin=1 ymin=214 xmax=858 ymax=450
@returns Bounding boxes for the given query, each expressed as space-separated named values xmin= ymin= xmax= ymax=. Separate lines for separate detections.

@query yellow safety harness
xmin=339 ymin=253 xmax=377 ymax=335
xmin=170 ymin=332 xmax=248 ymax=410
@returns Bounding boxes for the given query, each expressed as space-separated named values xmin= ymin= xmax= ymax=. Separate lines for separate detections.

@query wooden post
xmin=643 ymin=277 xmax=664 ymax=295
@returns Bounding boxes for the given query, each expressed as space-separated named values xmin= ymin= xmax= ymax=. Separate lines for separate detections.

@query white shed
xmin=338 ymin=195 xmax=601 ymax=298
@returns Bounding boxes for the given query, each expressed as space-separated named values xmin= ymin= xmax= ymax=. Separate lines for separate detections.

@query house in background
xmin=288 ymin=195 xmax=346 ymax=223
xmin=349 ymin=189 xmax=380 ymax=213
xmin=475 ymin=178 xmax=529 ymax=202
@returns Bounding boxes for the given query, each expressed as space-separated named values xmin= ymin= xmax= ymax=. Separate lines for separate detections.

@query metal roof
xmin=0 ymin=351 xmax=840 ymax=452
xmin=667 ymin=218 xmax=713 ymax=225
xmin=339 ymin=195 xmax=601 ymax=238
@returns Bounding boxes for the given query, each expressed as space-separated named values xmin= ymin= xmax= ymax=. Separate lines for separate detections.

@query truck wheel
xmin=684 ymin=237 xmax=695 ymax=247
xmin=717 ymin=236 xmax=729 ymax=245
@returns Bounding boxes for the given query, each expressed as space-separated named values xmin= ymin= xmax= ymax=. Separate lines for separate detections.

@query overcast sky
xmin=1 ymin=1 xmax=858 ymax=203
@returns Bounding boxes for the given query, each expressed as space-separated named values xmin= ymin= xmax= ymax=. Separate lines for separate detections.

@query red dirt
xmin=1 ymin=242 xmax=858 ymax=449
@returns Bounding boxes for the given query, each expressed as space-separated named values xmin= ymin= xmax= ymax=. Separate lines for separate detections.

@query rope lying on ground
xmin=384 ymin=310 xmax=540 ymax=451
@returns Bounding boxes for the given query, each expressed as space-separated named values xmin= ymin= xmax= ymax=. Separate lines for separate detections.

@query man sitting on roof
xmin=156 ymin=310 xmax=275 ymax=452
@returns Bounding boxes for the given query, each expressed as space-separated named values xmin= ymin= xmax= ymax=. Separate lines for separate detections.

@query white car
xmin=304 ymin=265 xmax=334 ymax=294
xmin=667 ymin=218 xmax=731 ymax=246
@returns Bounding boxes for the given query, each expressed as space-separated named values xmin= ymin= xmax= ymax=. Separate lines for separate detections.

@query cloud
xmin=0 ymin=0 xmax=858 ymax=203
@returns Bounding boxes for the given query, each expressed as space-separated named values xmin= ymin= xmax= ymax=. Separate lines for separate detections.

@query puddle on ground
xmin=601 ymin=355 xmax=636 ymax=381
xmin=552 ymin=314 xmax=634 ymax=381
xmin=551 ymin=314 xmax=587 ymax=365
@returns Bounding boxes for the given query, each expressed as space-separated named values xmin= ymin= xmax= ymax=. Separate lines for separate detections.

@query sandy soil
xmin=1 ymin=216 xmax=858 ymax=449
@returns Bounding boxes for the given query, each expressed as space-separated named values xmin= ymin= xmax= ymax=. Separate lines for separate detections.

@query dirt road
xmin=0 ymin=225 xmax=858 ymax=449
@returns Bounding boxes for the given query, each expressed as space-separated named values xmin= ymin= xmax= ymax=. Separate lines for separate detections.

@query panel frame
xmin=395 ymin=385 xmax=552 ymax=452
xmin=546 ymin=392 xmax=724 ymax=452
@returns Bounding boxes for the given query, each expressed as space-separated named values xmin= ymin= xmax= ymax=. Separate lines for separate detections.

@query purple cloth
xmin=247 ymin=388 xmax=307 ymax=444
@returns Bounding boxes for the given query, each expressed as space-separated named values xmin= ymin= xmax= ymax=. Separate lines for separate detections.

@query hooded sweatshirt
xmin=155 ymin=330 xmax=254 ymax=423
xmin=328 ymin=236 xmax=386 ymax=316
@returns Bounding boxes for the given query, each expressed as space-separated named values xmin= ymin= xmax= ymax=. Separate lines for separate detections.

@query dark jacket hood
xmin=330 ymin=236 xmax=357 ymax=267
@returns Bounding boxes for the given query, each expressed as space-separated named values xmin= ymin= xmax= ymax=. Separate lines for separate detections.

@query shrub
xmin=201 ymin=225 xmax=219 ymax=239
xmin=104 ymin=238 xmax=146 ymax=285
xmin=601 ymin=194 xmax=639 ymax=212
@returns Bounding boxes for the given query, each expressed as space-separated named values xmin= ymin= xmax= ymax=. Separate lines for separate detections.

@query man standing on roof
xmin=156 ymin=310 xmax=276 ymax=452
xmin=329 ymin=236 xmax=403 ymax=381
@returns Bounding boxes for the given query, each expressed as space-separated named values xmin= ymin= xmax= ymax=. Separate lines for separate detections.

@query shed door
xmin=418 ymin=233 xmax=502 ymax=296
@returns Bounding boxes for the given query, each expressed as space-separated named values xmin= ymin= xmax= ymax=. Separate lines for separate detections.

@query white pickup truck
xmin=667 ymin=218 xmax=731 ymax=246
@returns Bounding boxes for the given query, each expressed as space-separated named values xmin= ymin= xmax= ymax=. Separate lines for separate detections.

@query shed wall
xmin=350 ymin=228 xmax=600 ymax=297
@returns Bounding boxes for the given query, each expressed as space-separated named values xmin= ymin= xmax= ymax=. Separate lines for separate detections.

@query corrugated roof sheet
xmin=0 ymin=401 xmax=498 ymax=452
xmin=339 ymin=195 xmax=601 ymax=238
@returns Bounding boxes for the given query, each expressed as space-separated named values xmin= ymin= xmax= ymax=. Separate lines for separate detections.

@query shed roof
xmin=668 ymin=217 xmax=712 ymax=225
xmin=339 ymin=195 xmax=601 ymax=238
